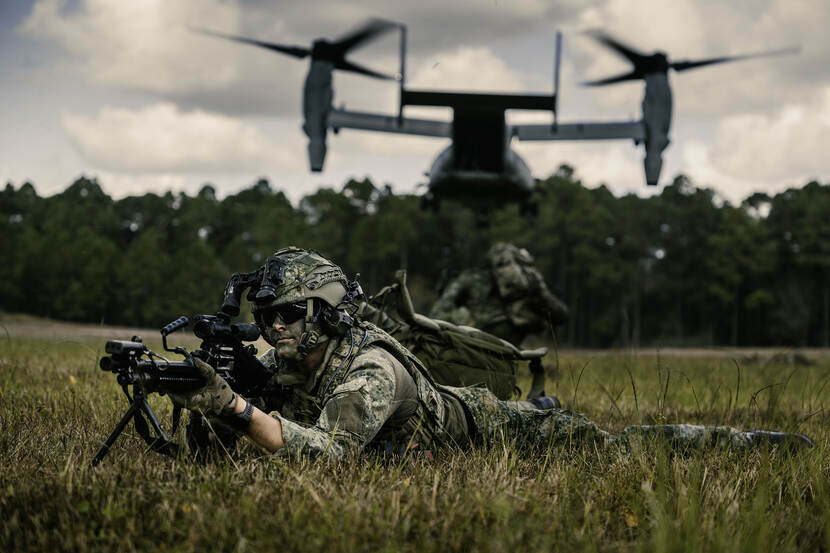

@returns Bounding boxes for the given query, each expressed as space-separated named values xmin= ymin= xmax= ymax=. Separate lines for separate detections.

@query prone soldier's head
xmin=487 ymin=242 xmax=536 ymax=300
xmin=249 ymin=247 xmax=362 ymax=361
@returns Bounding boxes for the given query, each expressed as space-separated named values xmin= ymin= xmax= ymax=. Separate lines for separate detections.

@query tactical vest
xmin=262 ymin=321 xmax=449 ymax=452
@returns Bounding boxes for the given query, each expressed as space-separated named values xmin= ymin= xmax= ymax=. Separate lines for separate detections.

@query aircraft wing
xmin=329 ymin=111 xmax=644 ymax=142
xmin=513 ymin=121 xmax=645 ymax=141
xmin=328 ymin=109 xmax=451 ymax=137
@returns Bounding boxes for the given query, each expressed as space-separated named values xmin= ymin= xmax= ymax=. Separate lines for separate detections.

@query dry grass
xmin=1 ymin=319 xmax=828 ymax=552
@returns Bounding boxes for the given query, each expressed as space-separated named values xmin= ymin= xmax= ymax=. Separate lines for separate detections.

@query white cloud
xmin=515 ymin=139 xmax=645 ymax=191
xmin=21 ymin=0 xmax=249 ymax=93
xmin=677 ymin=140 xmax=754 ymax=204
xmin=61 ymin=103 xmax=296 ymax=173
xmin=17 ymin=0 xmax=555 ymax=108
xmin=408 ymin=46 xmax=529 ymax=92
xmin=700 ymin=87 xmax=830 ymax=191
xmin=667 ymin=89 xmax=830 ymax=205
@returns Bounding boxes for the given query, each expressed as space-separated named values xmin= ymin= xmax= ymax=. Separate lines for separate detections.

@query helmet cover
xmin=250 ymin=246 xmax=349 ymax=313
xmin=488 ymin=242 xmax=535 ymax=300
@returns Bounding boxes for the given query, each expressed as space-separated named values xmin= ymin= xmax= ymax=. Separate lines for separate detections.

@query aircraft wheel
xmin=520 ymin=201 xmax=539 ymax=217
xmin=420 ymin=195 xmax=440 ymax=212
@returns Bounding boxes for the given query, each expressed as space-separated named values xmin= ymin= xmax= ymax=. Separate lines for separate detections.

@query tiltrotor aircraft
xmin=196 ymin=20 xmax=795 ymax=215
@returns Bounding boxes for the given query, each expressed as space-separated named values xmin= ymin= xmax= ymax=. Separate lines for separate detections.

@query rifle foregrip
xmin=161 ymin=316 xmax=189 ymax=336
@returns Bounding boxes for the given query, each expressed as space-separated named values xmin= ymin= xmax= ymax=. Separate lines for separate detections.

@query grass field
xmin=1 ymin=317 xmax=828 ymax=552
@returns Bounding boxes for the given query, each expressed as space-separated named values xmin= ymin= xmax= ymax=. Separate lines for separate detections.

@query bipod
xmin=91 ymin=384 xmax=180 ymax=466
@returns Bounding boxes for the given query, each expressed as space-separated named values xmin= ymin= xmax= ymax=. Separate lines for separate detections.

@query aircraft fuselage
xmin=426 ymin=144 xmax=534 ymax=211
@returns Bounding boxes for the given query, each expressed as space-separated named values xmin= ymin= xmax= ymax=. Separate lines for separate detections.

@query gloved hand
xmin=169 ymin=358 xmax=237 ymax=417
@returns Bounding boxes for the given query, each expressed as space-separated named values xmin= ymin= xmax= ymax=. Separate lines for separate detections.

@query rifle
xmin=91 ymin=313 xmax=278 ymax=466
xmin=92 ymin=260 xmax=326 ymax=465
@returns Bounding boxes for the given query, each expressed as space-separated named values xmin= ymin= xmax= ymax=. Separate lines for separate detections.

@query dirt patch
xmin=557 ymin=346 xmax=830 ymax=361
xmin=2 ymin=313 xmax=828 ymax=361
xmin=0 ymin=313 xmax=159 ymax=341
xmin=0 ymin=313 xmax=274 ymax=351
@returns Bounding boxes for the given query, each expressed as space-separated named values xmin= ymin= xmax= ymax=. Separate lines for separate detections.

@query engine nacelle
xmin=302 ymin=59 xmax=334 ymax=171
xmin=641 ymin=72 xmax=672 ymax=185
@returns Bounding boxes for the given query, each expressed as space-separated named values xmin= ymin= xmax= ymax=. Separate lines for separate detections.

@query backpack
xmin=360 ymin=270 xmax=547 ymax=400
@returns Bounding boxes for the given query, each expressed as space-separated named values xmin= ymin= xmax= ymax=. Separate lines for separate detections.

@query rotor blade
xmin=586 ymin=30 xmax=649 ymax=66
xmin=333 ymin=18 xmax=398 ymax=54
xmin=334 ymin=58 xmax=395 ymax=80
xmin=582 ymin=69 xmax=642 ymax=86
xmin=671 ymin=46 xmax=800 ymax=72
xmin=191 ymin=26 xmax=310 ymax=59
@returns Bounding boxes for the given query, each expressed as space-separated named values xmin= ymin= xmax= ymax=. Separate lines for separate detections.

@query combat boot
xmin=525 ymin=358 xmax=547 ymax=400
xmin=514 ymin=395 xmax=562 ymax=412
xmin=743 ymin=430 xmax=814 ymax=450
xmin=528 ymin=396 xmax=561 ymax=410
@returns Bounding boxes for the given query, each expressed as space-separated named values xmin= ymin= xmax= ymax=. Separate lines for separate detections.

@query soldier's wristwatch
xmin=229 ymin=399 xmax=254 ymax=432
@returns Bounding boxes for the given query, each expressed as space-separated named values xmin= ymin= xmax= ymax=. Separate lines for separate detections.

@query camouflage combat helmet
xmin=250 ymin=246 xmax=350 ymax=314
xmin=487 ymin=242 xmax=534 ymax=268
xmin=487 ymin=242 xmax=536 ymax=300
xmin=250 ymin=247 xmax=361 ymax=357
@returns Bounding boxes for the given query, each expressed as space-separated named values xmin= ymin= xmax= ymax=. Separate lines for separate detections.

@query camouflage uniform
xmin=255 ymin=321 xmax=753 ymax=460
xmin=256 ymin=321 xmax=471 ymax=460
xmin=445 ymin=385 xmax=753 ymax=451
xmin=430 ymin=243 xmax=568 ymax=346
xmin=196 ymin=246 xmax=795 ymax=462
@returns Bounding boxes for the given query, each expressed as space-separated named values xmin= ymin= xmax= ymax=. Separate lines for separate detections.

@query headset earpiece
xmin=320 ymin=305 xmax=355 ymax=335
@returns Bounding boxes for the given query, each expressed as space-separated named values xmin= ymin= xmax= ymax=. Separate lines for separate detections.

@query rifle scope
xmin=192 ymin=316 xmax=260 ymax=342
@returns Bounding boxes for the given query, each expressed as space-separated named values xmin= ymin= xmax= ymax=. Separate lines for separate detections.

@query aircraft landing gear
xmin=420 ymin=194 xmax=440 ymax=212
xmin=519 ymin=200 xmax=539 ymax=218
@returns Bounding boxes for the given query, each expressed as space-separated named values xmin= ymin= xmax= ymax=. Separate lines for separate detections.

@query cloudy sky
xmin=2 ymin=0 xmax=829 ymax=206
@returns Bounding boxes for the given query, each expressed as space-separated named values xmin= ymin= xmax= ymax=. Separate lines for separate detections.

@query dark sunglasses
xmin=256 ymin=302 xmax=308 ymax=327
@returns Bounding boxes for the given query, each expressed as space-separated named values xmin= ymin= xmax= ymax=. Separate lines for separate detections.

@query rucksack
xmin=360 ymin=270 xmax=547 ymax=400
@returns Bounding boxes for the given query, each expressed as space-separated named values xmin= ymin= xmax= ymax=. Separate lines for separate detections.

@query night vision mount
xmin=219 ymin=253 xmax=364 ymax=324
xmin=218 ymin=254 xmax=294 ymax=318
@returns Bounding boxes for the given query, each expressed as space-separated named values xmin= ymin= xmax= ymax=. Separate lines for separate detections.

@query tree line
xmin=1 ymin=167 xmax=828 ymax=347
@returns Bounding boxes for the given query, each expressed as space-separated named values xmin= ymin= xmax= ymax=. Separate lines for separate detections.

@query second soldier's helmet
xmin=487 ymin=242 xmax=536 ymax=300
